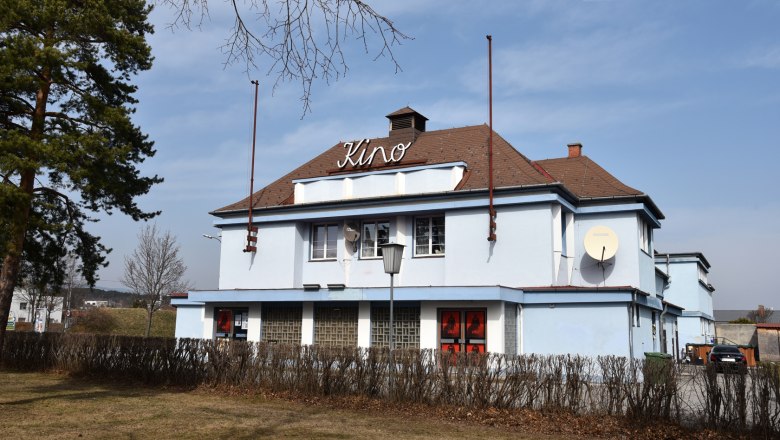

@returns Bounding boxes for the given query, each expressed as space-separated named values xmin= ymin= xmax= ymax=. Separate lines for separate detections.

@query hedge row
xmin=3 ymin=332 xmax=779 ymax=438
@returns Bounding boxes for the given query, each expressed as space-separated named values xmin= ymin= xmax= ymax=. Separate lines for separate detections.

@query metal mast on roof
xmin=244 ymin=80 xmax=259 ymax=253
xmin=487 ymin=35 xmax=497 ymax=242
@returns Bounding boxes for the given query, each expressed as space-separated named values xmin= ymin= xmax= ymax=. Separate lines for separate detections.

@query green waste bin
xmin=644 ymin=352 xmax=673 ymax=384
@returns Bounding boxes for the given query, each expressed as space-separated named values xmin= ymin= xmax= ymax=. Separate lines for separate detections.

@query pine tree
xmin=0 ymin=0 xmax=161 ymax=355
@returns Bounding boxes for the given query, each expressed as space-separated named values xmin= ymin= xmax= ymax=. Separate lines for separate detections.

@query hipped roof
xmin=213 ymin=119 xmax=660 ymax=218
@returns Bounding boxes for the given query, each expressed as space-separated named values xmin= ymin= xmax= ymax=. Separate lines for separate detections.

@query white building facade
xmin=175 ymin=107 xmax=682 ymax=359
xmin=655 ymin=252 xmax=715 ymax=347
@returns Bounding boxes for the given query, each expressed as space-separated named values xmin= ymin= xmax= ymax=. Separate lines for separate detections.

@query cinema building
xmin=174 ymin=107 xmax=686 ymax=358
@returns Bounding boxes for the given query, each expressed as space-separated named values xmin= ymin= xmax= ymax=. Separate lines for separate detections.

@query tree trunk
xmin=145 ymin=305 xmax=154 ymax=337
xmin=0 ymin=60 xmax=50 ymax=359
xmin=0 ymin=171 xmax=36 ymax=359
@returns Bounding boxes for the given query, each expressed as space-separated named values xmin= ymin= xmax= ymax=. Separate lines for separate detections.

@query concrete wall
xmin=757 ymin=328 xmax=780 ymax=362
xmin=715 ymin=323 xmax=757 ymax=346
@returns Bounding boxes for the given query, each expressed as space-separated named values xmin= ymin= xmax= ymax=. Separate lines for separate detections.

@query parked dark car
xmin=708 ymin=345 xmax=747 ymax=372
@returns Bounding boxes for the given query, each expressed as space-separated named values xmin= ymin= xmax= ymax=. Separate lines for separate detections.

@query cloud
xmin=459 ymin=24 xmax=675 ymax=95
xmin=740 ymin=45 xmax=780 ymax=69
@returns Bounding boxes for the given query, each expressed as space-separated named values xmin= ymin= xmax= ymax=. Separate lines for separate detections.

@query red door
xmin=439 ymin=309 xmax=486 ymax=353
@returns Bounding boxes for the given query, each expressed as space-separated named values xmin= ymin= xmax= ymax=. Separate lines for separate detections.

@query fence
xmin=2 ymin=332 xmax=779 ymax=438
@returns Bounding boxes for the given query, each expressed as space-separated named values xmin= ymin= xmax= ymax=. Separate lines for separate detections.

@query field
xmin=69 ymin=308 xmax=176 ymax=338
xmin=0 ymin=371 xmax=568 ymax=439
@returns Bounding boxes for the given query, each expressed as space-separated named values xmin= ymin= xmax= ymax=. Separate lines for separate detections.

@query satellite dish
xmin=584 ymin=226 xmax=619 ymax=262
xmin=343 ymin=223 xmax=360 ymax=242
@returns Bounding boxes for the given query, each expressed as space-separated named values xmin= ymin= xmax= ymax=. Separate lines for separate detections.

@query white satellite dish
xmin=343 ymin=222 xmax=360 ymax=242
xmin=584 ymin=225 xmax=619 ymax=262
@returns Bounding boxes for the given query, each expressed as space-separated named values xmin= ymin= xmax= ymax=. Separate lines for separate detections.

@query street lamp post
xmin=380 ymin=243 xmax=405 ymax=352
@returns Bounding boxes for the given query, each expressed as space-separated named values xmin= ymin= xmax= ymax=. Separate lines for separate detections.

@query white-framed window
xmin=697 ymin=264 xmax=708 ymax=284
xmin=561 ymin=212 xmax=569 ymax=257
xmin=311 ymin=223 xmax=338 ymax=260
xmin=19 ymin=302 xmax=27 ymax=310
xmin=360 ymin=220 xmax=390 ymax=259
xmin=639 ymin=220 xmax=651 ymax=254
xmin=415 ymin=216 xmax=445 ymax=256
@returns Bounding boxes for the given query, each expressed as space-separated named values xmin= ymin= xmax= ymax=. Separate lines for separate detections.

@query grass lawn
xmin=0 ymin=371 xmax=568 ymax=439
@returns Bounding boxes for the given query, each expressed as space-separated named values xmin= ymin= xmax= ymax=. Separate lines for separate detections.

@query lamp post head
xmin=380 ymin=242 xmax=405 ymax=275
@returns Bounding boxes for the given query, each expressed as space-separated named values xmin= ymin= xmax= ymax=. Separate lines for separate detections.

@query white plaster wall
xmin=522 ymin=303 xmax=630 ymax=357
xmin=404 ymin=168 xmax=461 ymax=195
xmin=352 ymin=174 xmax=396 ymax=199
xmin=219 ymin=224 xmax=299 ymax=289
xmin=175 ymin=305 xmax=206 ymax=339
xmin=300 ymin=179 xmax=343 ymax=204
xmin=571 ymin=213 xmax=642 ymax=289
xmin=301 ymin=302 xmax=314 ymax=345
xmin=248 ymin=304 xmax=262 ymax=342
xmin=633 ymin=306 xmax=658 ymax=355
xmin=420 ymin=301 xmax=504 ymax=353
xmin=358 ymin=301 xmax=371 ymax=348
xmin=445 ymin=205 xmax=553 ymax=287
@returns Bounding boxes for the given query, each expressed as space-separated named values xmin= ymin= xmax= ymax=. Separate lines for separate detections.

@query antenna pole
xmin=244 ymin=80 xmax=259 ymax=253
xmin=487 ymin=35 xmax=496 ymax=242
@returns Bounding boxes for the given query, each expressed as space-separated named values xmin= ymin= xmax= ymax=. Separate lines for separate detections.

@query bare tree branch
xmin=121 ymin=224 xmax=190 ymax=337
xmin=158 ymin=0 xmax=411 ymax=115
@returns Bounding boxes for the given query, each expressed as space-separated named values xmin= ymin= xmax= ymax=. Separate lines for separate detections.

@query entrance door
xmin=439 ymin=309 xmax=486 ymax=353
xmin=214 ymin=308 xmax=249 ymax=340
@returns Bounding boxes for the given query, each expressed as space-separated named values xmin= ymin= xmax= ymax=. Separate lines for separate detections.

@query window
xmin=561 ymin=213 xmax=569 ymax=257
xmin=639 ymin=220 xmax=651 ymax=254
xmin=415 ymin=216 xmax=445 ymax=256
xmin=312 ymin=223 xmax=338 ymax=260
xmin=360 ymin=220 xmax=389 ymax=258
xmin=19 ymin=302 xmax=27 ymax=310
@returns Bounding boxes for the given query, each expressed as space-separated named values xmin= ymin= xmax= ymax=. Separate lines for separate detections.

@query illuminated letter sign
xmin=337 ymin=138 xmax=411 ymax=169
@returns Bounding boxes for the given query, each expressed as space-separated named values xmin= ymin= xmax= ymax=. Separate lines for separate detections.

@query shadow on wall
xmin=579 ymin=255 xmax=615 ymax=285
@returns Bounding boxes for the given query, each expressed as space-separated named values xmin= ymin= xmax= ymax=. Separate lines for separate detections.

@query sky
xmin=90 ymin=0 xmax=780 ymax=310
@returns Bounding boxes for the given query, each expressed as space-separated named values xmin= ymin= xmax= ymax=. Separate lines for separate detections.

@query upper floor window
xmin=19 ymin=302 xmax=27 ymax=310
xmin=415 ymin=216 xmax=445 ymax=256
xmin=697 ymin=265 xmax=708 ymax=284
xmin=312 ymin=223 xmax=338 ymax=260
xmin=361 ymin=220 xmax=390 ymax=258
xmin=639 ymin=220 xmax=651 ymax=254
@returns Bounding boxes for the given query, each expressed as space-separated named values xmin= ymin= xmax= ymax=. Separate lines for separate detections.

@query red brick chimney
xmin=567 ymin=142 xmax=582 ymax=158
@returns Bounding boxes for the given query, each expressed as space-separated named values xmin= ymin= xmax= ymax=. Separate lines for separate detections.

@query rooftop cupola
xmin=386 ymin=106 xmax=428 ymax=137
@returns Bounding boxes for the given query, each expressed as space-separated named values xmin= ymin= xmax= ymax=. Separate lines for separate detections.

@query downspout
xmin=660 ymin=303 xmax=669 ymax=354
xmin=629 ymin=291 xmax=636 ymax=360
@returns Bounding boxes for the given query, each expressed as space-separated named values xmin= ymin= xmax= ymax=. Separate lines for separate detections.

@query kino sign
xmin=337 ymin=139 xmax=411 ymax=169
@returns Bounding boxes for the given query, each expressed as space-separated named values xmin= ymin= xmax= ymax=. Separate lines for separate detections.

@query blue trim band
xmin=171 ymin=285 xmax=646 ymax=307
xmin=214 ymin=193 xmax=578 ymax=226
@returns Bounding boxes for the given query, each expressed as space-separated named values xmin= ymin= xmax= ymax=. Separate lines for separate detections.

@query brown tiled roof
xmin=386 ymin=106 xmax=427 ymax=119
xmin=534 ymin=156 xmax=642 ymax=199
xmin=213 ymin=124 xmax=554 ymax=213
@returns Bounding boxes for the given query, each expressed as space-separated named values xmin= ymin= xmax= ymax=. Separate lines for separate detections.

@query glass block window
xmin=261 ymin=303 xmax=302 ymax=345
xmin=312 ymin=223 xmax=338 ymax=260
xmin=360 ymin=220 xmax=390 ymax=258
xmin=314 ymin=303 xmax=358 ymax=347
xmin=415 ymin=216 xmax=445 ymax=256
xmin=371 ymin=302 xmax=420 ymax=349
xmin=504 ymin=303 xmax=517 ymax=355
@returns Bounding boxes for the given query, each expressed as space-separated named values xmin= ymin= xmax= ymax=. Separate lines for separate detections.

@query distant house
xmin=655 ymin=252 xmax=715 ymax=346
xmin=9 ymin=289 xmax=63 ymax=324
xmin=84 ymin=300 xmax=109 ymax=308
